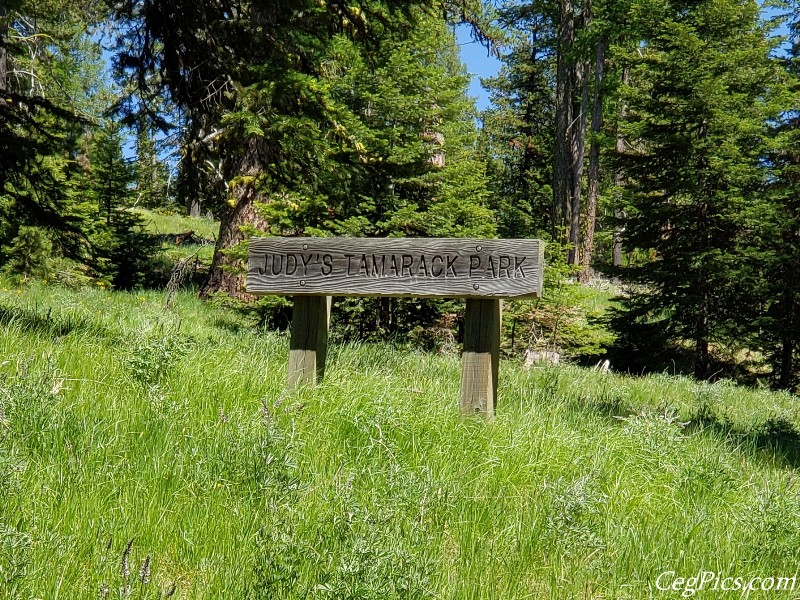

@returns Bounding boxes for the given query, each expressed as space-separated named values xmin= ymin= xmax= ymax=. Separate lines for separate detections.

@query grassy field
xmin=132 ymin=208 xmax=218 ymax=274
xmin=3 ymin=279 xmax=800 ymax=598
xmin=133 ymin=208 xmax=219 ymax=242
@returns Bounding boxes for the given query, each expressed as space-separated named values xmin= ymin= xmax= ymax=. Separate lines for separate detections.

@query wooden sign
xmin=246 ymin=237 xmax=545 ymax=417
xmin=247 ymin=238 xmax=543 ymax=299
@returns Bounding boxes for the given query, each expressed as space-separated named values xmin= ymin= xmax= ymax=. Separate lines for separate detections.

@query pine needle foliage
xmin=611 ymin=0 xmax=781 ymax=379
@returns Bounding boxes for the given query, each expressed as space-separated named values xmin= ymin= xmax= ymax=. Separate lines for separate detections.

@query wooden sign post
xmin=287 ymin=295 xmax=331 ymax=388
xmin=247 ymin=238 xmax=543 ymax=416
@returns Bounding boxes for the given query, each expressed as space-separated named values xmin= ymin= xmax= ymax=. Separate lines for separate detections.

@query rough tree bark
xmin=199 ymin=136 xmax=269 ymax=300
xmin=554 ymin=0 xmax=591 ymax=265
xmin=553 ymin=0 xmax=575 ymax=241
xmin=612 ymin=66 xmax=630 ymax=269
xmin=569 ymin=51 xmax=589 ymax=266
xmin=579 ymin=36 xmax=606 ymax=283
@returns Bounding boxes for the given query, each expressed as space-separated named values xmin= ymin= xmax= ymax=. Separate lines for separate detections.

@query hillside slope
xmin=2 ymin=283 xmax=800 ymax=598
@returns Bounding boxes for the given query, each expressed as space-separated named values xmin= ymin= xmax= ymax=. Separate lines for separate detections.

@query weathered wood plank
xmin=288 ymin=295 xmax=331 ymax=389
xmin=247 ymin=238 xmax=543 ymax=299
xmin=460 ymin=299 xmax=501 ymax=417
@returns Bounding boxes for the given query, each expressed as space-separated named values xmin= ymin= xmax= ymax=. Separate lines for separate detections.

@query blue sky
xmin=456 ymin=24 xmax=501 ymax=112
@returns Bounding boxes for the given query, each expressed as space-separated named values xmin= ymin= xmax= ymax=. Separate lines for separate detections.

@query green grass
xmin=132 ymin=208 xmax=219 ymax=271
xmin=3 ymin=281 xmax=800 ymax=598
xmin=133 ymin=208 xmax=219 ymax=242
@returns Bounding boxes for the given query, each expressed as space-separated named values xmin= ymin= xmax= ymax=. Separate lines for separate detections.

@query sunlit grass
xmin=132 ymin=207 xmax=219 ymax=242
xmin=130 ymin=208 xmax=219 ymax=270
xmin=2 ymin=281 xmax=800 ymax=598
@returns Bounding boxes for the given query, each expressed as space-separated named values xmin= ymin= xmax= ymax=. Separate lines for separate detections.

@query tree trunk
xmin=181 ymin=145 xmax=203 ymax=217
xmin=694 ymin=294 xmax=711 ymax=380
xmin=150 ymin=127 xmax=160 ymax=205
xmin=189 ymin=197 xmax=201 ymax=218
xmin=553 ymin=0 xmax=575 ymax=241
xmin=568 ymin=52 xmax=589 ymax=266
xmin=199 ymin=136 xmax=269 ymax=300
xmin=0 ymin=5 xmax=7 ymax=99
xmin=579 ymin=36 xmax=606 ymax=283
xmin=778 ymin=289 xmax=797 ymax=390
xmin=521 ymin=30 xmax=541 ymax=197
xmin=695 ymin=336 xmax=710 ymax=380
xmin=199 ymin=185 xmax=267 ymax=300
xmin=779 ymin=333 xmax=795 ymax=390
xmin=554 ymin=0 xmax=591 ymax=265
xmin=612 ymin=66 xmax=630 ymax=270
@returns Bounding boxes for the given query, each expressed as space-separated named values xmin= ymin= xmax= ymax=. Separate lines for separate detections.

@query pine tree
xmin=111 ymin=0 xmax=491 ymax=300
xmin=0 ymin=1 xmax=164 ymax=289
xmin=553 ymin=0 xmax=592 ymax=264
xmin=0 ymin=226 xmax=53 ymax=281
xmin=612 ymin=0 xmax=780 ymax=378
xmin=89 ymin=122 xmax=133 ymax=223
xmin=480 ymin=0 xmax=557 ymax=239
xmin=326 ymin=15 xmax=494 ymax=240
xmin=134 ymin=120 xmax=170 ymax=208
xmin=480 ymin=0 xmax=630 ymax=274
xmin=84 ymin=121 xmax=160 ymax=289
xmin=248 ymin=14 xmax=495 ymax=336
xmin=0 ymin=0 xmax=107 ymax=269
xmin=758 ymin=5 xmax=800 ymax=389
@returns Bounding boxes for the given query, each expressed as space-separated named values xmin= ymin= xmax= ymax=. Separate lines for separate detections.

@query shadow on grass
xmin=572 ymin=390 xmax=800 ymax=469
xmin=0 ymin=302 xmax=108 ymax=340
xmin=155 ymin=232 xmax=214 ymax=246
xmin=600 ymin=310 xmax=764 ymax=386
xmin=137 ymin=252 xmax=210 ymax=292
xmin=212 ymin=315 xmax=250 ymax=335
xmin=689 ymin=408 xmax=800 ymax=469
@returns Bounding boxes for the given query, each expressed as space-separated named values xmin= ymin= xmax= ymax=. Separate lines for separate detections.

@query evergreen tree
xmin=553 ymin=0 xmax=592 ymax=264
xmin=263 ymin=15 xmax=495 ymax=240
xmin=134 ymin=120 xmax=170 ymax=208
xmin=480 ymin=0 xmax=629 ymax=275
xmin=0 ymin=226 xmax=53 ymax=281
xmin=0 ymin=1 xmax=162 ymax=289
xmin=335 ymin=16 xmax=495 ymax=337
xmin=611 ymin=0 xmax=780 ymax=378
xmin=0 ymin=0 xmax=106 ymax=269
xmin=251 ymin=14 xmax=495 ymax=336
xmin=89 ymin=121 xmax=133 ymax=222
xmin=110 ymin=0 xmax=491 ymax=300
xmin=480 ymin=0 xmax=556 ymax=239
xmin=84 ymin=121 xmax=160 ymax=289
xmin=758 ymin=4 xmax=800 ymax=389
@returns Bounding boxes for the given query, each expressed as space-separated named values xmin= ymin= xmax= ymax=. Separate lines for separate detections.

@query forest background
xmin=1 ymin=0 xmax=800 ymax=390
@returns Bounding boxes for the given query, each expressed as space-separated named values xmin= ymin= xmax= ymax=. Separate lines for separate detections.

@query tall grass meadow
xmin=3 ymin=279 xmax=800 ymax=597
